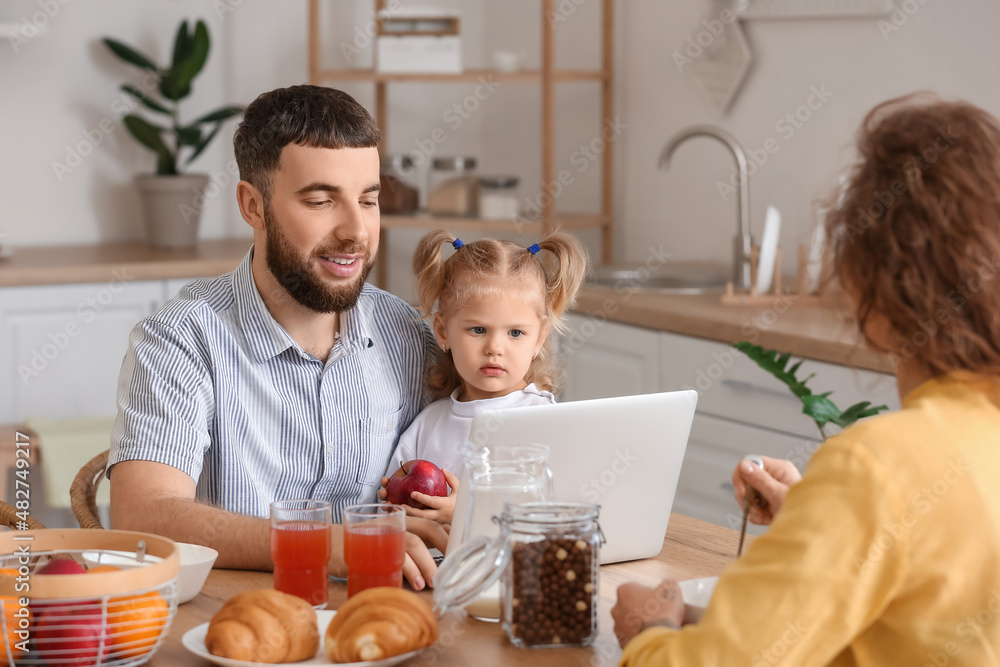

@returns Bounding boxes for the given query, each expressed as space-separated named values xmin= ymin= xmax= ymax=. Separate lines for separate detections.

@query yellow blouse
xmin=621 ymin=372 xmax=1000 ymax=666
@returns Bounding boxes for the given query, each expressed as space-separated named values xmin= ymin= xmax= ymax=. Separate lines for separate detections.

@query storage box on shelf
xmin=559 ymin=314 xmax=901 ymax=534
xmin=307 ymin=0 xmax=616 ymax=287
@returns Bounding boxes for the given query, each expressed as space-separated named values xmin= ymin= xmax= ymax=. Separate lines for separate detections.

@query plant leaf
xmin=123 ymin=115 xmax=175 ymax=175
xmin=834 ymin=401 xmax=889 ymax=428
xmin=158 ymin=71 xmax=192 ymax=102
xmin=171 ymin=20 xmax=193 ymax=70
xmin=123 ymin=114 xmax=168 ymax=152
xmin=172 ymin=20 xmax=210 ymax=96
xmin=175 ymin=125 xmax=202 ymax=146
xmin=802 ymin=394 xmax=842 ymax=426
xmin=189 ymin=105 xmax=244 ymax=125
xmin=121 ymin=84 xmax=171 ymax=114
xmin=733 ymin=342 xmax=812 ymax=399
xmin=185 ymin=122 xmax=221 ymax=165
xmin=103 ymin=38 xmax=159 ymax=72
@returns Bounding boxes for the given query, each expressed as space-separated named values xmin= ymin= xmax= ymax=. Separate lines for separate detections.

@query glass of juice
xmin=270 ymin=499 xmax=332 ymax=609
xmin=343 ymin=503 xmax=406 ymax=598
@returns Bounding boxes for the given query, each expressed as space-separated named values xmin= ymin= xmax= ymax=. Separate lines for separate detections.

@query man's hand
xmin=401 ymin=469 xmax=459 ymax=525
xmin=401 ymin=516 xmax=449 ymax=591
xmin=731 ymin=456 xmax=802 ymax=525
xmin=612 ymin=580 xmax=685 ymax=648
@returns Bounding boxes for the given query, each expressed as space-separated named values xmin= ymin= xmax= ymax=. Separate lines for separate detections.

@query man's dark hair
xmin=233 ymin=85 xmax=381 ymax=202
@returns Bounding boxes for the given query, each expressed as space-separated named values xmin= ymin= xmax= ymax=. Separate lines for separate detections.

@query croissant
xmin=325 ymin=588 xmax=438 ymax=663
xmin=205 ymin=589 xmax=319 ymax=664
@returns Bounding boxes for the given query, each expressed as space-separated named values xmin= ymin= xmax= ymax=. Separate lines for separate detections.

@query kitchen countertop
xmin=573 ymin=285 xmax=893 ymax=374
xmin=0 ymin=238 xmax=251 ymax=287
xmin=0 ymin=240 xmax=891 ymax=373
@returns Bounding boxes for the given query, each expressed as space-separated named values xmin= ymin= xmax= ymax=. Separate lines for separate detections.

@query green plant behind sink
xmin=103 ymin=19 xmax=243 ymax=175
xmin=733 ymin=342 xmax=889 ymax=440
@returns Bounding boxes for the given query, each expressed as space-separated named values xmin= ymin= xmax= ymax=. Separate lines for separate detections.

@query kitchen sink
xmin=587 ymin=265 xmax=729 ymax=294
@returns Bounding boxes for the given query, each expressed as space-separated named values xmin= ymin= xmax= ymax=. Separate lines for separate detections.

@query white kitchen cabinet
xmin=560 ymin=314 xmax=661 ymax=402
xmin=0 ymin=280 xmax=165 ymax=422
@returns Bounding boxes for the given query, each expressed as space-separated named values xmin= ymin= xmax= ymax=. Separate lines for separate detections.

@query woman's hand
xmin=731 ymin=456 xmax=802 ymax=525
xmin=612 ymin=580 xmax=685 ymax=648
xmin=402 ymin=469 xmax=460 ymax=525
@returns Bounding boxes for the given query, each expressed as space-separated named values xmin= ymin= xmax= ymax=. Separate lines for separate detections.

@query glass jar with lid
xmin=479 ymin=176 xmax=520 ymax=219
xmin=379 ymin=154 xmax=420 ymax=214
xmin=427 ymin=156 xmax=478 ymax=216
xmin=433 ymin=501 xmax=603 ymax=649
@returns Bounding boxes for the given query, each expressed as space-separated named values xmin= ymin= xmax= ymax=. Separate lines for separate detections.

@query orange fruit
xmin=0 ymin=568 xmax=28 ymax=667
xmin=86 ymin=565 xmax=121 ymax=574
xmin=105 ymin=591 xmax=169 ymax=659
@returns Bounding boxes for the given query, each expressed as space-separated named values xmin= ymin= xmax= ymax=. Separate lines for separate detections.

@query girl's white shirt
xmin=382 ymin=383 xmax=555 ymax=479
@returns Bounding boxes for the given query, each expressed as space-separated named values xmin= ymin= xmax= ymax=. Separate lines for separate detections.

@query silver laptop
xmin=447 ymin=390 xmax=698 ymax=564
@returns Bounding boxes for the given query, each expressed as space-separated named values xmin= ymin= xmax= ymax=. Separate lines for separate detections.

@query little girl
xmin=378 ymin=229 xmax=588 ymax=524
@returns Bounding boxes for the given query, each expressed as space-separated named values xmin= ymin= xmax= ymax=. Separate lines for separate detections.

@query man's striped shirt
xmin=108 ymin=249 xmax=434 ymax=521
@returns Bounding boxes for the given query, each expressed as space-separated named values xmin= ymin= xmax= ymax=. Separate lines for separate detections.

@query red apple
xmin=37 ymin=559 xmax=87 ymax=576
xmin=386 ymin=459 xmax=448 ymax=509
xmin=34 ymin=606 xmax=104 ymax=667
xmin=32 ymin=558 xmax=106 ymax=666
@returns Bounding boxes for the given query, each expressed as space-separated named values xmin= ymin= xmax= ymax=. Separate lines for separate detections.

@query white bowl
xmin=178 ymin=543 xmax=218 ymax=604
xmin=679 ymin=576 xmax=718 ymax=624
xmin=82 ymin=550 xmax=163 ymax=569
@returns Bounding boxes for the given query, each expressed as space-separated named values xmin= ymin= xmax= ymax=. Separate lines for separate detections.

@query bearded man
xmin=108 ymin=85 xmax=444 ymax=590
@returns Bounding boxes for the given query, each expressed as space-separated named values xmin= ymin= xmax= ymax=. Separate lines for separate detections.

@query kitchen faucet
xmin=659 ymin=125 xmax=755 ymax=290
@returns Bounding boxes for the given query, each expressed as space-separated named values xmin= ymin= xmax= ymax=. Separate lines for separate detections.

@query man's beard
xmin=262 ymin=205 xmax=374 ymax=313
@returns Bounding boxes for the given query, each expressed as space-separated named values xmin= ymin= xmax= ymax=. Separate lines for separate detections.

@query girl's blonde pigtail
xmin=412 ymin=229 xmax=456 ymax=319
xmin=537 ymin=231 xmax=589 ymax=333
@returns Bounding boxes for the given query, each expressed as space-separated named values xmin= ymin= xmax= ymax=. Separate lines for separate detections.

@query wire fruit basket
xmin=0 ymin=529 xmax=180 ymax=666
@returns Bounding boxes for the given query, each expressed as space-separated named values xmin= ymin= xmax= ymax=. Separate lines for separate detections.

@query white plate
xmin=679 ymin=576 xmax=718 ymax=624
xmin=182 ymin=610 xmax=428 ymax=667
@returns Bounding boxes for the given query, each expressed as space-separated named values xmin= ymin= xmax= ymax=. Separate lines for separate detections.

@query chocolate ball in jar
xmin=501 ymin=503 xmax=601 ymax=649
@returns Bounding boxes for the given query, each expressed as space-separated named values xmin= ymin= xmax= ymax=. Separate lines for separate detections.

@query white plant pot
xmin=135 ymin=174 xmax=210 ymax=249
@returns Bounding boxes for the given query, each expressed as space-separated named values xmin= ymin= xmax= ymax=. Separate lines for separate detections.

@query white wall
xmin=4 ymin=0 xmax=1000 ymax=289
xmin=609 ymin=0 xmax=1000 ymax=274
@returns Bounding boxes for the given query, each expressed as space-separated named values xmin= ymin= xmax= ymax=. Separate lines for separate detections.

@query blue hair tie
xmin=452 ymin=238 xmax=464 ymax=250
xmin=527 ymin=243 xmax=540 ymax=255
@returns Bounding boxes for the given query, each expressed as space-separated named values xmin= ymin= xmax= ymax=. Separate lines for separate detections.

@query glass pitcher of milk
xmin=446 ymin=442 xmax=553 ymax=621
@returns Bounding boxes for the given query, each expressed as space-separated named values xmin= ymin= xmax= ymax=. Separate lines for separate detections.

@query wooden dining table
xmin=151 ymin=513 xmax=749 ymax=667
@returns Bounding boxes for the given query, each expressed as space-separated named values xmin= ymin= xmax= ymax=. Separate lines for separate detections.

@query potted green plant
xmin=733 ymin=342 xmax=890 ymax=440
xmin=103 ymin=19 xmax=242 ymax=248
